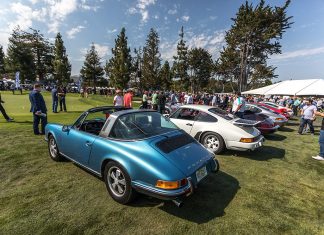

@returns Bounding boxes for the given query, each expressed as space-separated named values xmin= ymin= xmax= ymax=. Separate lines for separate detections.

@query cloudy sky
xmin=0 ymin=0 xmax=324 ymax=81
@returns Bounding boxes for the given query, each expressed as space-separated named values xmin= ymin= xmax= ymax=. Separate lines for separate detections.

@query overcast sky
xmin=1 ymin=0 xmax=324 ymax=81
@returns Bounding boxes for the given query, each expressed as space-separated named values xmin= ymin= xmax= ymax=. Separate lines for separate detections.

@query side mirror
xmin=62 ymin=125 xmax=70 ymax=132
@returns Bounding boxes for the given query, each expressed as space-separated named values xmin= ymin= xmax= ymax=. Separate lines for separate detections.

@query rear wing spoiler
xmin=232 ymin=118 xmax=261 ymax=127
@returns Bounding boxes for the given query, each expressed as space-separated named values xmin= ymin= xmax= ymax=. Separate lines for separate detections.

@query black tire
xmin=48 ymin=134 xmax=64 ymax=161
xmin=200 ymin=132 xmax=225 ymax=154
xmin=104 ymin=161 xmax=136 ymax=204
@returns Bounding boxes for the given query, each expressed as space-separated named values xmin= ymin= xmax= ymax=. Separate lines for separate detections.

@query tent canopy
xmin=242 ymin=79 xmax=324 ymax=96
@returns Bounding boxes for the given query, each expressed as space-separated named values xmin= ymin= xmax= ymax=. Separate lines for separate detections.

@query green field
xmin=0 ymin=91 xmax=323 ymax=234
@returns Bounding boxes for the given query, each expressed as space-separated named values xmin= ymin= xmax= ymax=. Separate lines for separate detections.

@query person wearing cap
xmin=124 ymin=89 xmax=133 ymax=108
xmin=113 ymin=89 xmax=123 ymax=106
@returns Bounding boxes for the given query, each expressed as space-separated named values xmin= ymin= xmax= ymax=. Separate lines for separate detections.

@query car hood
xmin=150 ymin=131 xmax=213 ymax=175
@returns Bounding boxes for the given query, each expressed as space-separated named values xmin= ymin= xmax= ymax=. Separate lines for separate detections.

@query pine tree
xmin=159 ymin=61 xmax=172 ymax=90
xmin=80 ymin=43 xmax=105 ymax=91
xmin=173 ymin=26 xmax=189 ymax=90
xmin=142 ymin=28 xmax=161 ymax=90
xmin=6 ymin=27 xmax=36 ymax=82
xmin=105 ymin=28 xmax=132 ymax=89
xmin=188 ymin=48 xmax=213 ymax=92
xmin=131 ymin=47 xmax=143 ymax=90
xmin=53 ymin=33 xmax=71 ymax=84
xmin=218 ymin=0 xmax=292 ymax=91
xmin=0 ymin=46 xmax=5 ymax=77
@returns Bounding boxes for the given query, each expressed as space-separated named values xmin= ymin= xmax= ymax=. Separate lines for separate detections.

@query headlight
xmin=155 ymin=179 xmax=187 ymax=190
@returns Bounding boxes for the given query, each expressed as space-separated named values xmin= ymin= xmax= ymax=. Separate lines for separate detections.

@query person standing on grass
xmin=298 ymin=98 xmax=316 ymax=135
xmin=0 ymin=92 xmax=14 ymax=122
xmin=123 ymin=89 xmax=133 ymax=108
xmin=29 ymin=84 xmax=47 ymax=135
xmin=312 ymin=111 xmax=324 ymax=161
xmin=152 ymin=90 xmax=158 ymax=110
xmin=158 ymin=91 xmax=166 ymax=114
xmin=113 ymin=89 xmax=123 ymax=106
xmin=58 ymin=86 xmax=67 ymax=112
xmin=142 ymin=91 xmax=149 ymax=109
xmin=51 ymin=85 xmax=58 ymax=113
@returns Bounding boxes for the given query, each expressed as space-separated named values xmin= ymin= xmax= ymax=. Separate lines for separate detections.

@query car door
xmin=170 ymin=108 xmax=197 ymax=134
xmin=190 ymin=111 xmax=218 ymax=135
xmin=60 ymin=129 xmax=97 ymax=166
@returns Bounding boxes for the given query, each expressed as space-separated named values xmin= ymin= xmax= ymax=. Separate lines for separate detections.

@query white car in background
xmin=169 ymin=105 xmax=264 ymax=154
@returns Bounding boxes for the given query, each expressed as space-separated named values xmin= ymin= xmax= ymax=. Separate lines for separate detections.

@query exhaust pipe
xmin=172 ymin=199 xmax=184 ymax=208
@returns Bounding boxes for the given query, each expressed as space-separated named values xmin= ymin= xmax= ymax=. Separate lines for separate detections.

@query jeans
xmin=33 ymin=113 xmax=47 ymax=135
xmin=158 ymin=105 xmax=165 ymax=114
xmin=142 ymin=101 xmax=148 ymax=109
xmin=298 ymin=118 xmax=314 ymax=134
xmin=52 ymin=99 xmax=58 ymax=112
xmin=59 ymin=97 xmax=67 ymax=111
xmin=0 ymin=103 xmax=10 ymax=120
xmin=319 ymin=130 xmax=324 ymax=157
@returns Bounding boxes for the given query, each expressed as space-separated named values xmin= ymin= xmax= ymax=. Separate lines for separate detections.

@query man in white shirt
xmin=232 ymin=92 xmax=245 ymax=118
xmin=298 ymin=98 xmax=317 ymax=135
xmin=113 ymin=89 xmax=123 ymax=106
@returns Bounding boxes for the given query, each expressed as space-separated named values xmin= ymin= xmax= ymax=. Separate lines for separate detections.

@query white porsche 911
xmin=169 ymin=105 xmax=264 ymax=154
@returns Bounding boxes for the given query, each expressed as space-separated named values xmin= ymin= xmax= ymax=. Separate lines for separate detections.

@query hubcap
xmin=204 ymin=135 xmax=220 ymax=151
xmin=49 ymin=138 xmax=58 ymax=157
xmin=107 ymin=166 xmax=126 ymax=197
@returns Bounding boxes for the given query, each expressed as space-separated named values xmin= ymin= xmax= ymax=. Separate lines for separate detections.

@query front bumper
xmin=227 ymin=136 xmax=265 ymax=151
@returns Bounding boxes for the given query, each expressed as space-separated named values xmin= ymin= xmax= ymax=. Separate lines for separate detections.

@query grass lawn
xmin=0 ymin=91 xmax=323 ymax=234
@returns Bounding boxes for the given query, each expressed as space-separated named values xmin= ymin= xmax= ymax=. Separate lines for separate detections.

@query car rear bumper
xmin=227 ymin=136 xmax=265 ymax=151
xmin=132 ymin=178 xmax=195 ymax=201
xmin=258 ymin=125 xmax=280 ymax=134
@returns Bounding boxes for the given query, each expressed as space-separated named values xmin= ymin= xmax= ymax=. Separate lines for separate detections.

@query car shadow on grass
xmin=264 ymin=133 xmax=287 ymax=141
xmin=131 ymin=171 xmax=240 ymax=224
xmin=278 ymin=126 xmax=294 ymax=132
xmin=228 ymin=146 xmax=286 ymax=161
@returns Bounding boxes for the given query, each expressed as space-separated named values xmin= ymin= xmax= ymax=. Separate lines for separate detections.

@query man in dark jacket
xmin=158 ymin=91 xmax=166 ymax=114
xmin=29 ymin=84 xmax=47 ymax=135
xmin=0 ymin=92 xmax=14 ymax=122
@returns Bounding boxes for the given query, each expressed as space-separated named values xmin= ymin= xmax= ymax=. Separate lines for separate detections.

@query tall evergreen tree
xmin=188 ymin=48 xmax=213 ymax=92
xmin=25 ymin=28 xmax=54 ymax=80
xmin=218 ymin=0 xmax=292 ymax=91
xmin=142 ymin=28 xmax=161 ymax=90
xmin=105 ymin=28 xmax=132 ymax=89
xmin=173 ymin=26 xmax=189 ymax=90
xmin=6 ymin=27 xmax=36 ymax=82
xmin=53 ymin=33 xmax=71 ymax=84
xmin=0 ymin=46 xmax=5 ymax=77
xmin=80 ymin=43 xmax=105 ymax=91
xmin=159 ymin=61 xmax=172 ymax=90
xmin=131 ymin=47 xmax=143 ymax=89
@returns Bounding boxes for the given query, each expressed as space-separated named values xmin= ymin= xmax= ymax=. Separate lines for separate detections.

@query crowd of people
xmin=0 ymin=86 xmax=323 ymax=161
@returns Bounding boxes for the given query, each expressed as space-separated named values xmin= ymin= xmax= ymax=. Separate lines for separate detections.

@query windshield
xmin=109 ymin=111 xmax=179 ymax=140
xmin=208 ymin=108 xmax=233 ymax=120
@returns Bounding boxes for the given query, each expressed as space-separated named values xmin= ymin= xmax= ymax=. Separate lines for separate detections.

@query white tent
xmin=296 ymin=79 xmax=324 ymax=96
xmin=241 ymin=83 xmax=281 ymax=95
xmin=242 ymin=79 xmax=324 ymax=96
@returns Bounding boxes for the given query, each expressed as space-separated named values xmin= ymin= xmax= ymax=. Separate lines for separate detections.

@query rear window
xmin=208 ymin=108 xmax=233 ymax=120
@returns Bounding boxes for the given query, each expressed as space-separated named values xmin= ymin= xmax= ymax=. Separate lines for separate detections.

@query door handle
xmin=85 ymin=141 xmax=92 ymax=147
xmin=186 ymin=123 xmax=193 ymax=126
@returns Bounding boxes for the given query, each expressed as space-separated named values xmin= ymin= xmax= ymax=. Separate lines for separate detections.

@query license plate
xmin=196 ymin=166 xmax=207 ymax=182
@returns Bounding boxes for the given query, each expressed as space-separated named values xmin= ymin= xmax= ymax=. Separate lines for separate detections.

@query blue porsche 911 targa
xmin=45 ymin=106 xmax=219 ymax=206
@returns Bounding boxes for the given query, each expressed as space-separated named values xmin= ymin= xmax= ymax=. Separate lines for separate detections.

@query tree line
xmin=0 ymin=0 xmax=292 ymax=92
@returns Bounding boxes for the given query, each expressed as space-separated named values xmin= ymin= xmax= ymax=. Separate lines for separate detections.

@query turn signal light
xmin=240 ymin=138 xmax=254 ymax=143
xmin=275 ymin=118 xmax=284 ymax=121
xmin=156 ymin=179 xmax=187 ymax=190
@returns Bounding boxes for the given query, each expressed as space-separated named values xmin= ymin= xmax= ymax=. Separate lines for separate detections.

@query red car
xmin=256 ymin=103 xmax=291 ymax=119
